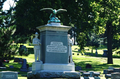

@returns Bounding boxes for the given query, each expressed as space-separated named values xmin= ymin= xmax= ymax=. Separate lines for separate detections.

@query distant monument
xmin=27 ymin=8 xmax=80 ymax=79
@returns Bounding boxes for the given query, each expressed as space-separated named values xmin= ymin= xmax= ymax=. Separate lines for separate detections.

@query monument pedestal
xmin=32 ymin=62 xmax=43 ymax=71
xmin=28 ymin=23 xmax=80 ymax=79
xmin=32 ymin=62 xmax=75 ymax=71
xmin=42 ymin=63 xmax=75 ymax=71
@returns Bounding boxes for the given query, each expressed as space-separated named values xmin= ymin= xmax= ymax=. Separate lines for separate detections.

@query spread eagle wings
xmin=40 ymin=8 xmax=67 ymax=14
xmin=56 ymin=9 xmax=67 ymax=14
xmin=40 ymin=8 xmax=53 ymax=13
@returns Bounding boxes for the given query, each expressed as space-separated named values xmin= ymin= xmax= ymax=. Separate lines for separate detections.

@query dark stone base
xmin=27 ymin=71 xmax=80 ymax=79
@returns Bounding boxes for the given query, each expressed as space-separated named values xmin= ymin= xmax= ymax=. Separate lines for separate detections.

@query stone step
xmin=81 ymin=77 xmax=95 ymax=79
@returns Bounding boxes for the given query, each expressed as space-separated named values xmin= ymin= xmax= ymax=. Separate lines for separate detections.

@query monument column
xmin=37 ymin=23 xmax=71 ymax=64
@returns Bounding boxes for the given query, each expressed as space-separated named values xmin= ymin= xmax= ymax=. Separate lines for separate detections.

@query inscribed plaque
xmin=47 ymin=42 xmax=67 ymax=53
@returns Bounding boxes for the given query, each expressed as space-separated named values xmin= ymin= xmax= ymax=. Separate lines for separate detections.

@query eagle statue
xmin=40 ymin=8 xmax=67 ymax=23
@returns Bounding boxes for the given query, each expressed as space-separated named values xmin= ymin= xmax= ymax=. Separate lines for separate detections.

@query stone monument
xmin=27 ymin=8 xmax=80 ymax=79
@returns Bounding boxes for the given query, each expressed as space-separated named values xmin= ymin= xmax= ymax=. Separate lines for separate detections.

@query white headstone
xmin=0 ymin=71 xmax=18 ymax=79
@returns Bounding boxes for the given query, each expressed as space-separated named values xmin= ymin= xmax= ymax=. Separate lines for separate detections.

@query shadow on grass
xmin=74 ymin=61 xmax=120 ymax=72
xmin=73 ymin=50 xmax=104 ymax=58
xmin=73 ymin=49 xmax=120 ymax=59
xmin=72 ymin=50 xmax=81 ymax=53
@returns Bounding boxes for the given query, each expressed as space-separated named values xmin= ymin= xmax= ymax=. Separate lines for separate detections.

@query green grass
xmin=1 ymin=45 xmax=120 ymax=79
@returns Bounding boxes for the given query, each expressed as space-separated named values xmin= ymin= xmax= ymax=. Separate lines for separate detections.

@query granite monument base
xmin=32 ymin=62 xmax=75 ymax=71
xmin=27 ymin=71 xmax=80 ymax=79
xmin=32 ymin=61 xmax=43 ymax=71
xmin=42 ymin=63 xmax=75 ymax=71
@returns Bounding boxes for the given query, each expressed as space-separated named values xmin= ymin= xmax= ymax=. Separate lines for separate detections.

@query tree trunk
xmin=106 ymin=22 xmax=113 ymax=64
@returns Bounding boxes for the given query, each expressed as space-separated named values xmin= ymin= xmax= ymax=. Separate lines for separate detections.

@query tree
xmin=86 ymin=32 xmax=100 ymax=53
xmin=91 ymin=0 xmax=120 ymax=64
xmin=15 ymin=0 xmax=68 ymax=42
xmin=15 ymin=0 xmax=96 ymax=43
xmin=0 ymin=0 xmax=18 ymax=59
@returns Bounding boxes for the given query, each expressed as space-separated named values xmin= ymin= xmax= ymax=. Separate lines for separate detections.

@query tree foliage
xmin=90 ymin=0 xmax=120 ymax=64
xmin=15 ymin=0 xmax=120 ymax=64
xmin=0 ymin=0 xmax=18 ymax=59
xmin=15 ymin=0 xmax=69 ymax=42
xmin=15 ymin=0 xmax=95 ymax=48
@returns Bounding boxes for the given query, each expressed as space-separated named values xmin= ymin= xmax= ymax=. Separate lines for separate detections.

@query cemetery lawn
xmin=1 ymin=45 xmax=120 ymax=79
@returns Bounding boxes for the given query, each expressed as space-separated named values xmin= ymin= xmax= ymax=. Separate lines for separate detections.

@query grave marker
xmin=20 ymin=59 xmax=28 ymax=72
xmin=111 ymin=72 xmax=120 ymax=79
xmin=0 ymin=71 xmax=18 ymax=79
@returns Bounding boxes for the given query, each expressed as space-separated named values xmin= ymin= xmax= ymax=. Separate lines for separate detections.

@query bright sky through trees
xmin=3 ymin=0 xmax=16 ymax=11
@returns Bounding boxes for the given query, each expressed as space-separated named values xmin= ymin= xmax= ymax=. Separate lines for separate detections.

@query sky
xmin=3 ymin=0 xmax=16 ymax=11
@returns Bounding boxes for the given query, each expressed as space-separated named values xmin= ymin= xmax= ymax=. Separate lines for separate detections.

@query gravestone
xmin=103 ymin=50 xmax=108 ymax=57
xmin=20 ymin=59 xmax=28 ymax=72
xmin=78 ymin=49 xmax=81 ymax=52
xmin=108 ymin=66 xmax=114 ymax=69
xmin=86 ymin=64 xmax=92 ymax=69
xmin=103 ymin=69 xmax=108 ymax=74
xmin=83 ymin=72 xmax=90 ymax=79
xmin=94 ymin=72 xmax=100 ymax=79
xmin=105 ymin=74 xmax=111 ymax=79
xmin=9 ymin=65 xmax=14 ymax=68
xmin=14 ymin=58 xmax=22 ymax=62
xmin=75 ymin=66 xmax=82 ymax=71
xmin=27 ymin=8 xmax=80 ymax=79
xmin=114 ymin=68 xmax=120 ymax=72
xmin=89 ymin=71 xmax=94 ymax=77
xmin=111 ymin=72 xmax=120 ymax=79
xmin=0 ymin=71 xmax=18 ymax=79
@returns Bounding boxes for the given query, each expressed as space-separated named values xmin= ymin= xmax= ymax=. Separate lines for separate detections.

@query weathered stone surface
xmin=36 ymin=24 xmax=71 ymax=64
xmin=113 ymin=68 xmax=120 ymax=72
xmin=111 ymin=72 xmax=120 ymax=79
xmin=0 ymin=71 xmax=18 ymax=79
xmin=105 ymin=74 xmax=111 ymax=78
xmin=27 ymin=71 xmax=80 ymax=79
